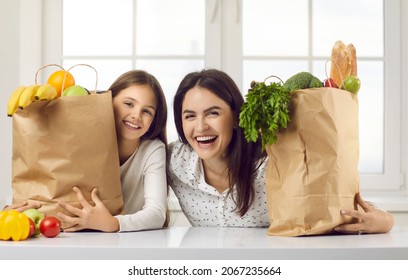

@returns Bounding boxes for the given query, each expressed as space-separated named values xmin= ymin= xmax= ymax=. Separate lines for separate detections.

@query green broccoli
xmin=283 ymin=71 xmax=323 ymax=93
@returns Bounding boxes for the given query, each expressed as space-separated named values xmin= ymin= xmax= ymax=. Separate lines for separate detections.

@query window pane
xmin=356 ymin=61 xmax=384 ymax=173
xmin=312 ymin=0 xmax=383 ymax=57
xmin=136 ymin=59 xmax=205 ymax=142
xmin=62 ymin=60 xmax=132 ymax=91
xmin=243 ymin=0 xmax=308 ymax=56
xmin=63 ymin=0 xmax=133 ymax=56
xmin=315 ymin=60 xmax=385 ymax=174
xmin=136 ymin=0 xmax=205 ymax=56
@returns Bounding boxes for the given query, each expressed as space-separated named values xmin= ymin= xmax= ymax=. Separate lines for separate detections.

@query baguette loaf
xmin=348 ymin=43 xmax=357 ymax=76
xmin=330 ymin=40 xmax=357 ymax=87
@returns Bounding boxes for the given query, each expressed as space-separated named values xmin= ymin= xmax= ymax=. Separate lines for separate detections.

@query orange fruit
xmin=47 ymin=70 xmax=75 ymax=97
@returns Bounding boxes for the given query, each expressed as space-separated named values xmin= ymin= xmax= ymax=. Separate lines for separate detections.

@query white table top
xmin=1 ymin=226 xmax=407 ymax=260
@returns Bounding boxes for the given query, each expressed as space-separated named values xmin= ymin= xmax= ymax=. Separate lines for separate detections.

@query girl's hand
xmin=57 ymin=186 xmax=119 ymax=232
xmin=334 ymin=193 xmax=394 ymax=234
xmin=2 ymin=201 xmax=41 ymax=212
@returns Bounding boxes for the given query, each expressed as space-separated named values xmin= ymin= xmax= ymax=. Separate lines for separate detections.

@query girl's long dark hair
xmin=173 ymin=69 xmax=265 ymax=216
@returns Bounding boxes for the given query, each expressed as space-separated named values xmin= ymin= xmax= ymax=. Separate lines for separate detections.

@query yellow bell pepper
xmin=0 ymin=210 xmax=30 ymax=241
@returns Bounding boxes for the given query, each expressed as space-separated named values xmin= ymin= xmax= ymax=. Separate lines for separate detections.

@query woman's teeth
xmin=196 ymin=136 xmax=216 ymax=143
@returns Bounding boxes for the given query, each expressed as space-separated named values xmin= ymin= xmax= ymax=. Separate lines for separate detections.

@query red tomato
xmin=40 ymin=217 xmax=61 ymax=238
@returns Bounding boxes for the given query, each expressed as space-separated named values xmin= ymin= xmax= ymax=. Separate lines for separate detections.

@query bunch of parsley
xmin=239 ymin=81 xmax=291 ymax=150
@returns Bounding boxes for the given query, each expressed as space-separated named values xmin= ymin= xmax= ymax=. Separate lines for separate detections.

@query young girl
xmin=56 ymin=70 xmax=169 ymax=232
xmin=167 ymin=68 xmax=394 ymax=234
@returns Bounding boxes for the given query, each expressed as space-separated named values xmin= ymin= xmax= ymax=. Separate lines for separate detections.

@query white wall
xmin=0 ymin=0 xmax=42 ymax=207
xmin=0 ymin=0 xmax=20 ymax=207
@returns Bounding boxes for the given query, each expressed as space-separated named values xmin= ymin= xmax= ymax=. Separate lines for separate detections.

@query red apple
xmin=323 ymin=78 xmax=338 ymax=88
xmin=40 ymin=216 xmax=61 ymax=238
xmin=28 ymin=218 xmax=36 ymax=238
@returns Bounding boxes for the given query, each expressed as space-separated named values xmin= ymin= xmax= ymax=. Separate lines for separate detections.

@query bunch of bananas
xmin=7 ymin=64 xmax=97 ymax=117
xmin=7 ymin=83 xmax=58 ymax=116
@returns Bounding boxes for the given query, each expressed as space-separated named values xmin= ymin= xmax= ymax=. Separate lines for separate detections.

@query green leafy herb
xmin=239 ymin=80 xmax=291 ymax=150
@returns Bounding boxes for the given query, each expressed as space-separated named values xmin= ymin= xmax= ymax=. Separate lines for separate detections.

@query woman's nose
xmin=196 ymin=117 xmax=209 ymax=131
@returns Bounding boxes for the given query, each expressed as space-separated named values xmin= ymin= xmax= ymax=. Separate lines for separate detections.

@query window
xmin=41 ymin=0 xmax=404 ymax=192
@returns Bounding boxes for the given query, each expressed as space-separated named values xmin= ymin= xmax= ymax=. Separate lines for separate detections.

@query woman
xmin=168 ymin=69 xmax=268 ymax=227
xmin=168 ymin=68 xmax=394 ymax=234
xmin=57 ymin=70 xmax=169 ymax=232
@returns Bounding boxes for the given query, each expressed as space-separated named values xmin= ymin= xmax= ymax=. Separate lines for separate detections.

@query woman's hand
xmin=334 ymin=193 xmax=394 ymax=234
xmin=2 ymin=201 xmax=41 ymax=212
xmin=57 ymin=186 xmax=119 ymax=232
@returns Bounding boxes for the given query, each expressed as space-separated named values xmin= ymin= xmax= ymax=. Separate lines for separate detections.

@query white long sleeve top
xmin=115 ymin=139 xmax=167 ymax=232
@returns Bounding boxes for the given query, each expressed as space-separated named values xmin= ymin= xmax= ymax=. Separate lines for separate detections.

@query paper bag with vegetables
xmin=8 ymin=64 xmax=124 ymax=217
xmin=240 ymin=46 xmax=361 ymax=236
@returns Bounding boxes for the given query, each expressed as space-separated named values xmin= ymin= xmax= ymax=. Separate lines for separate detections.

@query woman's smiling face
xmin=113 ymin=84 xmax=157 ymax=142
xmin=181 ymin=86 xmax=235 ymax=161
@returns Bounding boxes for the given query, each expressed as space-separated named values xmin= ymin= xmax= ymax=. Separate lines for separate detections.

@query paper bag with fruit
xmin=239 ymin=41 xmax=361 ymax=236
xmin=8 ymin=64 xmax=124 ymax=217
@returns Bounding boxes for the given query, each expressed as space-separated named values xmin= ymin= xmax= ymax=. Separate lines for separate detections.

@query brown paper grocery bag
xmin=265 ymin=87 xmax=359 ymax=236
xmin=12 ymin=91 xmax=124 ymax=217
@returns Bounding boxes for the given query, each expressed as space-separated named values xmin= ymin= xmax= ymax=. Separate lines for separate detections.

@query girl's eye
xmin=143 ymin=109 xmax=154 ymax=116
xmin=124 ymin=102 xmax=133 ymax=108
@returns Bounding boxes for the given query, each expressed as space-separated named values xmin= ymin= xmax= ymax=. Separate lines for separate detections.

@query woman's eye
xmin=124 ymin=102 xmax=133 ymax=107
xmin=184 ymin=114 xmax=195 ymax=120
xmin=207 ymin=111 xmax=219 ymax=117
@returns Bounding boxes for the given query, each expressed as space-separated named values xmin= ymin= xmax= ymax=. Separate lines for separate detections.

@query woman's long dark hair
xmin=109 ymin=70 xmax=167 ymax=146
xmin=173 ymin=69 xmax=265 ymax=216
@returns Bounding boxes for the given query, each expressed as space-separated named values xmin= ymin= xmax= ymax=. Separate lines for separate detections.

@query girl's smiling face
xmin=113 ymin=84 xmax=157 ymax=142
xmin=181 ymin=86 xmax=235 ymax=162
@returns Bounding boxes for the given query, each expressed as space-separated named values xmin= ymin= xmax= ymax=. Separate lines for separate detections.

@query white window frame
xmin=20 ymin=0 xmax=408 ymax=209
